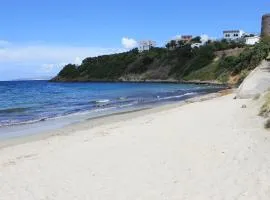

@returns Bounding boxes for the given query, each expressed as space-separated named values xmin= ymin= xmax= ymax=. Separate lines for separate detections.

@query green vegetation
xmin=265 ymin=118 xmax=270 ymax=129
xmin=52 ymin=38 xmax=270 ymax=84
xmin=74 ymin=48 xmax=139 ymax=80
xmin=58 ymin=64 xmax=80 ymax=79
xmin=185 ymin=38 xmax=270 ymax=84
xmin=184 ymin=59 xmax=221 ymax=81
xmin=219 ymin=42 xmax=270 ymax=74
xmin=208 ymin=39 xmax=245 ymax=51
xmin=191 ymin=36 xmax=201 ymax=43
xmin=259 ymin=91 xmax=270 ymax=129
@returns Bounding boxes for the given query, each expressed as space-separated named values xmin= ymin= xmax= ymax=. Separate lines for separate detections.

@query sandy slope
xmin=1 ymin=94 xmax=270 ymax=200
xmin=237 ymin=60 xmax=270 ymax=99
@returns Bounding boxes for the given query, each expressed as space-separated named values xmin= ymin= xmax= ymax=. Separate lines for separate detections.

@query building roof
xmin=181 ymin=35 xmax=192 ymax=38
xmin=245 ymin=35 xmax=260 ymax=39
xmin=223 ymin=30 xmax=242 ymax=33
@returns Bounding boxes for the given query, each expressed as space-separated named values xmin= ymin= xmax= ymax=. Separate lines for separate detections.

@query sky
xmin=0 ymin=0 xmax=269 ymax=80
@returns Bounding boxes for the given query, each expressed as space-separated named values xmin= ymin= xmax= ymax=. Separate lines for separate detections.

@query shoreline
xmin=1 ymin=88 xmax=270 ymax=199
xmin=50 ymin=78 xmax=230 ymax=86
xmin=0 ymin=89 xmax=231 ymax=149
xmin=0 ymin=81 xmax=229 ymax=129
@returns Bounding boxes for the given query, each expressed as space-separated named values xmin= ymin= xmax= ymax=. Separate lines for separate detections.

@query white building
xmin=139 ymin=40 xmax=156 ymax=52
xmin=223 ymin=30 xmax=245 ymax=40
xmin=191 ymin=43 xmax=203 ymax=48
xmin=245 ymin=36 xmax=260 ymax=45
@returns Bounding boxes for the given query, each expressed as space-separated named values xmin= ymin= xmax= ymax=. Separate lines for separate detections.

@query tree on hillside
xmin=166 ymin=40 xmax=177 ymax=50
xmin=58 ymin=64 xmax=79 ymax=78
xmin=177 ymin=40 xmax=185 ymax=48
xmin=165 ymin=42 xmax=171 ymax=49
xmin=191 ymin=36 xmax=201 ymax=43
xmin=170 ymin=40 xmax=177 ymax=49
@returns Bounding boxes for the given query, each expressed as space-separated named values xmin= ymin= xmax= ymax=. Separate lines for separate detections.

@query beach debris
xmin=264 ymin=118 xmax=270 ymax=129
xmin=253 ymin=94 xmax=260 ymax=100
xmin=259 ymin=92 xmax=270 ymax=117
xmin=241 ymin=104 xmax=247 ymax=108
xmin=117 ymin=96 xmax=127 ymax=100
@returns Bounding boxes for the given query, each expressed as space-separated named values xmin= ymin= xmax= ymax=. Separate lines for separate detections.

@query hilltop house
xmin=223 ymin=30 xmax=245 ymax=41
xmin=139 ymin=40 xmax=156 ymax=52
xmin=245 ymin=35 xmax=260 ymax=45
xmin=181 ymin=35 xmax=193 ymax=43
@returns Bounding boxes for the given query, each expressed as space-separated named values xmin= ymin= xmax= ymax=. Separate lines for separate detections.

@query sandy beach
xmin=1 ymin=92 xmax=270 ymax=199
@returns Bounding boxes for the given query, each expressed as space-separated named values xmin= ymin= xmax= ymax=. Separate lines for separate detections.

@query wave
xmin=0 ymin=107 xmax=29 ymax=114
xmin=0 ymin=117 xmax=47 ymax=127
xmin=90 ymin=99 xmax=111 ymax=104
xmin=117 ymin=97 xmax=127 ymax=101
xmin=119 ymin=103 xmax=137 ymax=108
xmin=157 ymin=92 xmax=196 ymax=100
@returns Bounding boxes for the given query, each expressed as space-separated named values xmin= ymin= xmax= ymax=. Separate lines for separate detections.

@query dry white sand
xmin=1 ymin=94 xmax=270 ymax=200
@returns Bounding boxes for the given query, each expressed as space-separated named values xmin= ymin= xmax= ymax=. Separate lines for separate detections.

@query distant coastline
xmin=52 ymin=38 xmax=270 ymax=87
xmin=50 ymin=78 xmax=229 ymax=87
xmin=10 ymin=76 xmax=53 ymax=81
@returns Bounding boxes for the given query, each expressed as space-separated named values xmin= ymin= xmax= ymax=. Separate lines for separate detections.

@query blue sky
xmin=0 ymin=0 xmax=269 ymax=80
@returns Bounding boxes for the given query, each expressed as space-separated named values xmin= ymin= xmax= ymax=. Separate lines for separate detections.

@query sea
xmin=0 ymin=81 xmax=225 ymax=139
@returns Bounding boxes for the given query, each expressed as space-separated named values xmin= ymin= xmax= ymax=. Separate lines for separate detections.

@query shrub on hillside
xmin=265 ymin=118 xmax=270 ymax=129
xmin=58 ymin=64 xmax=79 ymax=78
xmin=259 ymin=92 xmax=270 ymax=117
xmin=217 ymin=40 xmax=270 ymax=76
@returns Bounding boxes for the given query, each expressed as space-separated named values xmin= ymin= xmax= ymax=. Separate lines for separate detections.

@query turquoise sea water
xmin=0 ymin=81 xmax=225 ymax=137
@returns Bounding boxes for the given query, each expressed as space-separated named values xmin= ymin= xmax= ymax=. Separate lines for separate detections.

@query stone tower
xmin=261 ymin=14 xmax=270 ymax=37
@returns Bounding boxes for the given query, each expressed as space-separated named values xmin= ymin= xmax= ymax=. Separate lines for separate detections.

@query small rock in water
xmin=233 ymin=96 xmax=237 ymax=99
xmin=241 ymin=104 xmax=247 ymax=108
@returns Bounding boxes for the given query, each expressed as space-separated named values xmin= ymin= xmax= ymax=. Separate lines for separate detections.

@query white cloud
xmin=74 ymin=57 xmax=82 ymax=65
xmin=0 ymin=45 xmax=124 ymax=63
xmin=41 ymin=63 xmax=63 ymax=73
xmin=0 ymin=40 xmax=126 ymax=80
xmin=121 ymin=37 xmax=138 ymax=49
xmin=41 ymin=63 xmax=55 ymax=72
xmin=172 ymin=35 xmax=182 ymax=40
xmin=0 ymin=40 xmax=10 ymax=47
